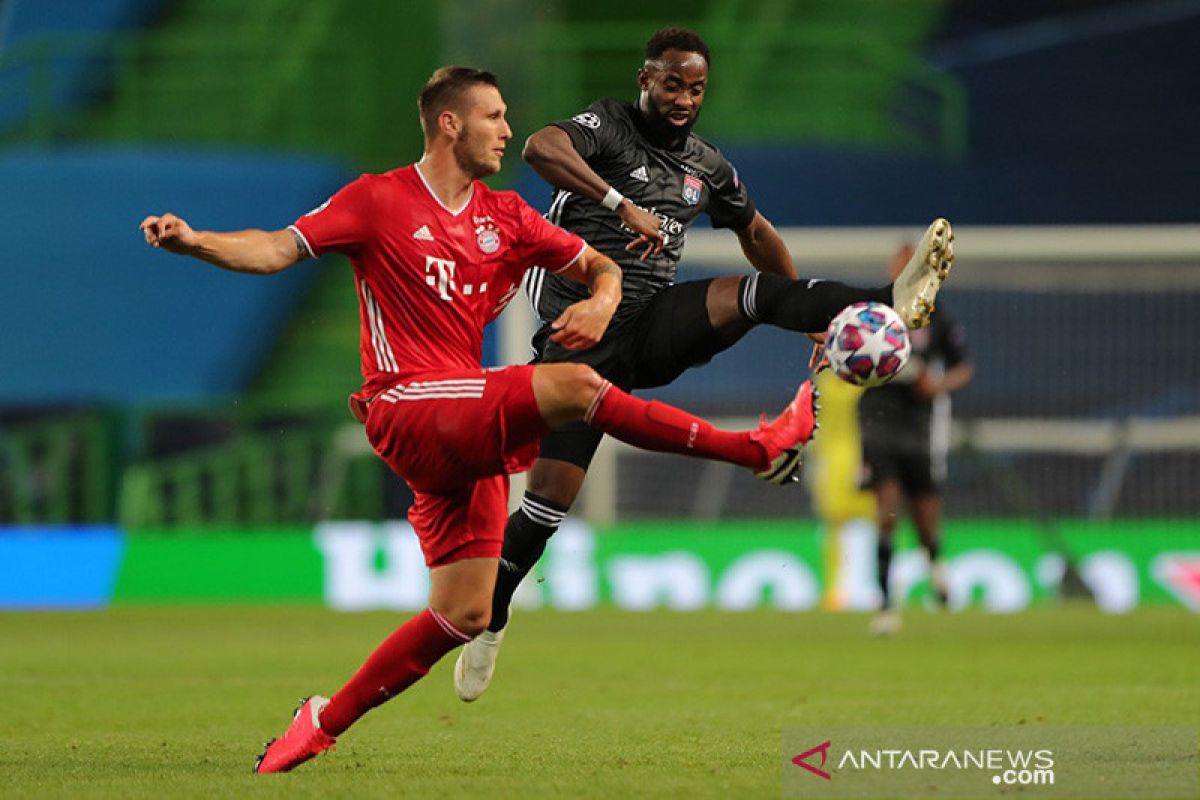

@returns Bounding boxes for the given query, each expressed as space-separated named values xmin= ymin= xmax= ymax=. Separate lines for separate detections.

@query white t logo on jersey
xmin=425 ymin=256 xmax=457 ymax=301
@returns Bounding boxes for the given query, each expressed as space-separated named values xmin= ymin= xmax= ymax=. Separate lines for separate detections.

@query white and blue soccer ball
xmin=824 ymin=302 xmax=911 ymax=388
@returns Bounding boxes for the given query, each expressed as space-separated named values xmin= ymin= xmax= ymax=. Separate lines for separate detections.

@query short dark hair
xmin=644 ymin=27 xmax=710 ymax=67
xmin=418 ymin=66 xmax=500 ymax=136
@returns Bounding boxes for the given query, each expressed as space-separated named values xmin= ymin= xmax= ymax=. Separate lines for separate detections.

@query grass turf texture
xmin=2 ymin=606 xmax=1196 ymax=798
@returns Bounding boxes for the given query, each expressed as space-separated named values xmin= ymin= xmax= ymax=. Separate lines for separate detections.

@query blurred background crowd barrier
xmin=2 ymin=0 xmax=1197 ymax=609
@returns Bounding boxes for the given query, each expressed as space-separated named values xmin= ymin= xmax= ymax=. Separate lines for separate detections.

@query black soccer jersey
xmin=858 ymin=306 xmax=969 ymax=453
xmin=524 ymin=97 xmax=756 ymax=324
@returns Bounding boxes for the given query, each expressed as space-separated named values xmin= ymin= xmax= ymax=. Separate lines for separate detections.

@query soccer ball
xmin=824 ymin=302 xmax=911 ymax=387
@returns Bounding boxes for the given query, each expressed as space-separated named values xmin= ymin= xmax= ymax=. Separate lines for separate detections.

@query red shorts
xmin=364 ymin=365 xmax=549 ymax=567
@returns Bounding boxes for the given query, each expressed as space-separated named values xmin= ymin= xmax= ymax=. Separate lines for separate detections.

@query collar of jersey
xmin=413 ymin=162 xmax=475 ymax=216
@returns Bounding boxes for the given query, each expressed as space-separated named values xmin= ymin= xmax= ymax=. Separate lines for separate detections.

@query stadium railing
xmin=116 ymin=411 xmax=383 ymax=527
xmin=1 ymin=12 xmax=964 ymax=160
xmin=0 ymin=413 xmax=117 ymax=523
xmin=0 ymin=30 xmax=373 ymax=157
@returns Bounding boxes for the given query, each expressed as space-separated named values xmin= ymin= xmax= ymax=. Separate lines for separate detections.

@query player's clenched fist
xmin=139 ymin=213 xmax=198 ymax=255
xmin=549 ymin=295 xmax=616 ymax=351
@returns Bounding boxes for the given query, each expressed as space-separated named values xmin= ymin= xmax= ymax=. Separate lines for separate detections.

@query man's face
xmin=637 ymin=49 xmax=709 ymax=139
xmin=452 ymin=85 xmax=512 ymax=178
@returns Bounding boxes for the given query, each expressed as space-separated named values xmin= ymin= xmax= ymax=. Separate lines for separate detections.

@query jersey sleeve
xmin=289 ymin=175 xmax=372 ymax=258
xmin=706 ymin=155 xmax=757 ymax=230
xmin=550 ymin=99 xmax=625 ymax=161
xmin=516 ymin=199 xmax=587 ymax=274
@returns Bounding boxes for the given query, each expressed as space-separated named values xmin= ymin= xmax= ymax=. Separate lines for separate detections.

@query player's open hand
xmin=618 ymin=201 xmax=666 ymax=261
xmin=139 ymin=213 xmax=198 ymax=255
xmin=549 ymin=296 xmax=617 ymax=350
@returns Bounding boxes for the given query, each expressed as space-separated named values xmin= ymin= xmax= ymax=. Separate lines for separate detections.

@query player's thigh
xmin=896 ymin=452 xmax=937 ymax=498
xmin=861 ymin=439 xmax=901 ymax=490
xmin=632 ymin=279 xmax=748 ymax=389
xmin=367 ymin=367 xmax=544 ymax=489
xmin=410 ymin=475 xmax=509 ymax=583
xmin=533 ymin=319 xmax=635 ymax=385
xmin=525 ymin=324 xmax=630 ymax=503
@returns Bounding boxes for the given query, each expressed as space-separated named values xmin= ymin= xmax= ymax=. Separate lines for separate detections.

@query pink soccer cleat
xmin=254 ymin=696 xmax=336 ymax=774
xmin=750 ymin=380 xmax=820 ymax=485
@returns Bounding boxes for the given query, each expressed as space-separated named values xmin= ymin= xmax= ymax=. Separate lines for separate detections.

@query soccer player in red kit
xmin=140 ymin=66 xmax=818 ymax=774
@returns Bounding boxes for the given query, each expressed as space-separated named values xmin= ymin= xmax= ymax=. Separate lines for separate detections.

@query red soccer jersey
xmin=291 ymin=164 xmax=586 ymax=398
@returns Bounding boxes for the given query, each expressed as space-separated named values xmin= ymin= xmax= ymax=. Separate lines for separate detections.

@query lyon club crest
xmin=476 ymin=223 xmax=501 ymax=254
xmin=682 ymin=175 xmax=703 ymax=205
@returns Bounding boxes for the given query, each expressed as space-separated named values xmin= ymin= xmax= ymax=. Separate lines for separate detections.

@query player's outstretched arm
xmin=734 ymin=212 xmax=797 ymax=280
xmin=139 ymin=213 xmax=308 ymax=274
xmin=523 ymin=126 xmax=664 ymax=260
xmin=548 ymin=246 xmax=622 ymax=350
xmin=914 ymin=360 xmax=975 ymax=400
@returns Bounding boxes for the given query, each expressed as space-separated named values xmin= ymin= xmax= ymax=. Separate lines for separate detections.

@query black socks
xmin=877 ymin=538 xmax=894 ymax=609
xmin=738 ymin=273 xmax=892 ymax=333
xmin=488 ymin=492 xmax=569 ymax=633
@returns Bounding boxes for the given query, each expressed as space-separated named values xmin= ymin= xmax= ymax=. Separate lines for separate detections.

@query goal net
xmin=499 ymin=224 xmax=1200 ymax=525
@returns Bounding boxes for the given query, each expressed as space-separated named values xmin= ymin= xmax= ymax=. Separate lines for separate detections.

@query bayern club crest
xmin=682 ymin=175 xmax=703 ymax=205
xmin=476 ymin=223 xmax=501 ymax=254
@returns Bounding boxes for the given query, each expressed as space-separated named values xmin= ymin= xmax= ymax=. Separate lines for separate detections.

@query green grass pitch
xmin=2 ymin=606 xmax=1196 ymax=798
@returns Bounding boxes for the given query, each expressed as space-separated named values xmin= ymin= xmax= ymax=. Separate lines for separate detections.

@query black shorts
xmin=861 ymin=440 xmax=938 ymax=498
xmin=532 ymin=279 xmax=731 ymax=469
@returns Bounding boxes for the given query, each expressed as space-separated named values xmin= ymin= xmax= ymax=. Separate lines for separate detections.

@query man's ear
xmin=438 ymin=109 xmax=461 ymax=139
xmin=636 ymin=67 xmax=652 ymax=91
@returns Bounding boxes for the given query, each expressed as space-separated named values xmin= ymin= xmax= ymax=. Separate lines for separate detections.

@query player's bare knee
xmin=556 ymin=364 xmax=606 ymax=417
xmin=574 ymin=363 xmax=606 ymax=396
xmin=452 ymin=604 xmax=492 ymax=638
xmin=533 ymin=363 xmax=607 ymax=425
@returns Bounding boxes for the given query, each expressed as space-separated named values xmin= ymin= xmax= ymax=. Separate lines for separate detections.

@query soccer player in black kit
xmin=455 ymin=27 xmax=955 ymax=699
xmin=865 ymin=244 xmax=973 ymax=637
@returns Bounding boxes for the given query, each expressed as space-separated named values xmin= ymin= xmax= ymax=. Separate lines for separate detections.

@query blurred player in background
xmin=456 ymin=26 xmax=955 ymax=701
xmin=141 ymin=66 xmax=820 ymax=773
xmin=863 ymin=244 xmax=973 ymax=636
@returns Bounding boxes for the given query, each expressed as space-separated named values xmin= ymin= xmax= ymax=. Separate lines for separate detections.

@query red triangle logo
xmin=792 ymin=740 xmax=832 ymax=780
xmin=1153 ymin=554 xmax=1200 ymax=611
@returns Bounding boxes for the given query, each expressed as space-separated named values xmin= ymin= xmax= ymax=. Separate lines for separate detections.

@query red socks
xmin=318 ymin=608 xmax=470 ymax=737
xmin=585 ymin=381 xmax=768 ymax=471
xmin=315 ymin=385 xmax=773 ymax=739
